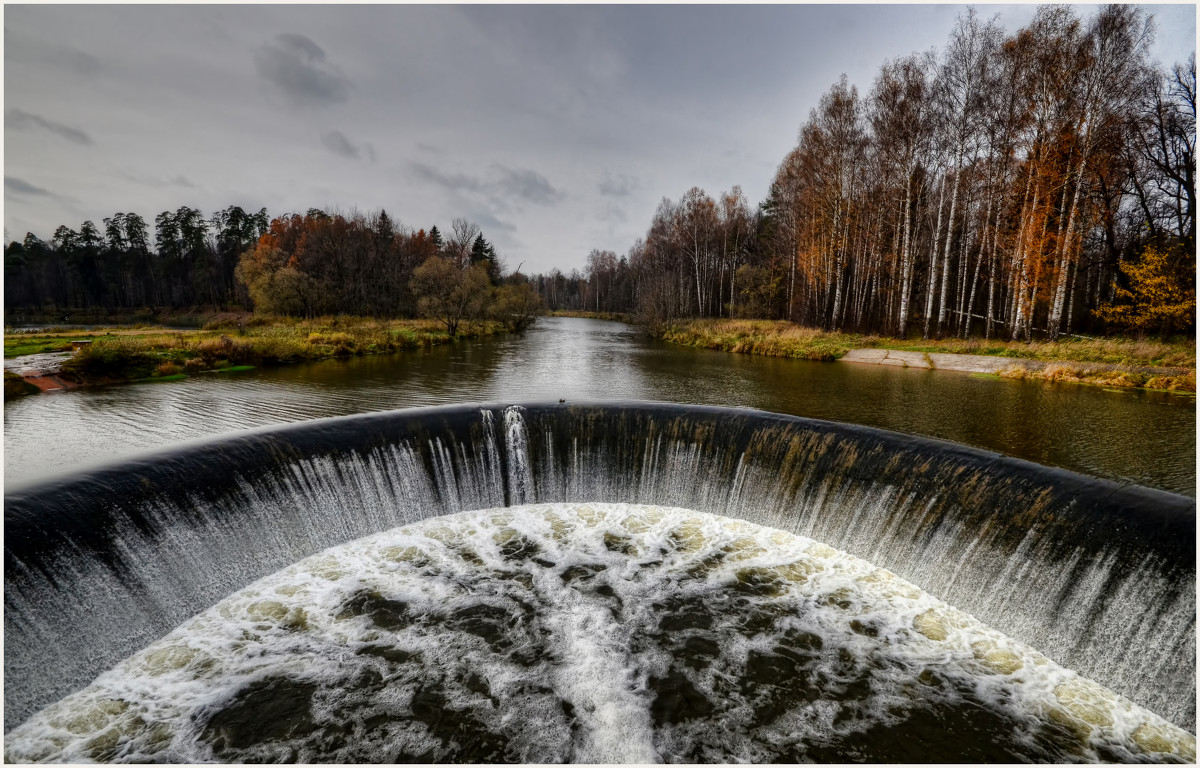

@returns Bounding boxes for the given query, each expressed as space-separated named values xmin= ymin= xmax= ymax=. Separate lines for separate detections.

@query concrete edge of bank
xmin=839 ymin=348 xmax=1191 ymax=377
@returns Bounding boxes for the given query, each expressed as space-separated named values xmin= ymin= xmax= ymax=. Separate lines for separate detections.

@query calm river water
xmin=4 ymin=317 xmax=1195 ymax=495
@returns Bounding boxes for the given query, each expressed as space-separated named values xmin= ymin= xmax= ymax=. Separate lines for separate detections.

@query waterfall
xmin=5 ymin=402 xmax=1194 ymax=732
xmin=504 ymin=405 xmax=535 ymax=505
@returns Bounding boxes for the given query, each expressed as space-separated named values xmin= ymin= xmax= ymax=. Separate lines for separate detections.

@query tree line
xmin=547 ymin=5 xmax=1194 ymax=339
xmin=6 ymin=206 xmax=270 ymax=311
xmin=5 ymin=206 xmax=541 ymax=333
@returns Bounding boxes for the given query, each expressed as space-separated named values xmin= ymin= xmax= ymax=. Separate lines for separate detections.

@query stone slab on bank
xmin=840 ymin=348 xmax=1190 ymax=376
xmin=841 ymin=349 xmax=1046 ymax=374
xmin=927 ymin=352 xmax=1045 ymax=373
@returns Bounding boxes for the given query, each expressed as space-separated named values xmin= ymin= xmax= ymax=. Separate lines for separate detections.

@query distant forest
xmin=540 ymin=6 xmax=1195 ymax=339
xmin=4 ymin=204 xmax=528 ymax=324
xmin=5 ymin=6 xmax=1194 ymax=340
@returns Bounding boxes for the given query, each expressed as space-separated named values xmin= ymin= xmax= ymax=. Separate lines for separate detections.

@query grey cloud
xmin=56 ymin=46 xmax=102 ymax=76
xmin=471 ymin=209 xmax=517 ymax=234
xmin=410 ymin=162 xmax=562 ymax=208
xmin=254 ymin=33 xmax=350 ymax=107
xmin=410 ymin=162 xmax=483 ymax=194
xmin=407 ymin=163 xmax=518 ymax=236
xmin=493 ymin=165 xmax=564 ymax=206
xmin=321 ymin=130 xmax=359 ymax=158
xmin=6 ymin=177 xmax=54 ymax=197
xmin=598 ymin=172 xmax=637 ymax=198
xmin=7 ymin=108 xmax=94 ymax=146
xmin=118 ymin=172 xmax=195 ymax=189
xmin=276 ymin=32 xmax=324 ymax=60
xmin=595 ymin=202 xmax=627 ymax=223
xmin=7 ymin=35 xmax=102 ymax=77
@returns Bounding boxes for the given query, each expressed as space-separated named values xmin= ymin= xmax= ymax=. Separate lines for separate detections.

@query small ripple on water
xmin=5 ymin=504 xmax=1193 ymax=764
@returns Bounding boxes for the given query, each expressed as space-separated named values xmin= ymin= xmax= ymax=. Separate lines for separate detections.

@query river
xmin=3 ymin=316 xmax=1194 ymax=495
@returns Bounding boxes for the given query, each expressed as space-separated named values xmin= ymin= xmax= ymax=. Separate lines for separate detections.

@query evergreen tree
xmin=470 ymin=234 xmax=489 ymax=264
xmin=470 ymin=233 xmax=503 ymax=284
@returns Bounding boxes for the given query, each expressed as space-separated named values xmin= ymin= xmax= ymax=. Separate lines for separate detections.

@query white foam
xmin=6 ymin=503 xmax=1194 ymax=763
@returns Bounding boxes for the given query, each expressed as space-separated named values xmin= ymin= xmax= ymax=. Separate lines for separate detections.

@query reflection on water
xmin=4 ymin=317 xmax=1194 ymax=495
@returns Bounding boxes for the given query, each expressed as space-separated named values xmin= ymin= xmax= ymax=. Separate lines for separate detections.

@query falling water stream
xmin=6 ymin=504 xmax=1192 ymax=762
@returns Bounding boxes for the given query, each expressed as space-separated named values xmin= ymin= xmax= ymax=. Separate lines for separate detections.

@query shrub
xmin=154 ymin=361 xmax=182 ymax=377
xmin=197 ymin=335 xmax=254 ymax=365
xmin=201 ymin=313 xmax=254 ymax=333
xmin=64 ymin=337 xmax=159 ymax=378
xmin=4 ymin=370 xmax=38 ymax=400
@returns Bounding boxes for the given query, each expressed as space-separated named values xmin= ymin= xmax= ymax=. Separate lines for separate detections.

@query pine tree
xmin=470 ymin=234 xmax=489 ymax=264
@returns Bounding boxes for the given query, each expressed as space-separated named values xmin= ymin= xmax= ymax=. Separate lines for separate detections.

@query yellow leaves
xmin=1096 ymin=246 xmax=1196 ymax=334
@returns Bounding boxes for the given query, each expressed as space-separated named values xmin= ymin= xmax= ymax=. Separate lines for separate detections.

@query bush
xmin=154 ymin=361 xmax=182 ymax=377
xmin=4 ymin=370 xmax=39 ymax=400
xmin=64 ymin=337 xmax=160 ymax=378
xmin=201 ymin=313 xmax=254 ymax=333
xmin=196 ymin=335 xmax=254 ymax=365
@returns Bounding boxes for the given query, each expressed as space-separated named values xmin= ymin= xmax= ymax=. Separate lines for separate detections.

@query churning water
xmin=5 ymin=504 xmax=1193 ymax=763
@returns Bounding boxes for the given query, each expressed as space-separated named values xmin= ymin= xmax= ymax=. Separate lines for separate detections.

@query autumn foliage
xmin=553 ymin=5 xmax=1194 ymax=343
xmin=233 ymin=211 xmax=542 ymax=335
xmin=1096 ymin=246 xmax=1197 ymax=337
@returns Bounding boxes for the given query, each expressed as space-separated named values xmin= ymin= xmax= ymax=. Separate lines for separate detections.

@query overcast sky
xmin=4 ymin=4 xmax=1195 ymax=276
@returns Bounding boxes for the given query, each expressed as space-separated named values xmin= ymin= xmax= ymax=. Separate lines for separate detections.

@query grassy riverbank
xmin=4 ymin=315 xmax=508 ymax=390
xmin=5 ymin=307 xmax=219 ymax=329
xmin=656 ymin=319 xmax=1196 ymax=392
xmin=549 ymin=310 xmax=634 ymax=323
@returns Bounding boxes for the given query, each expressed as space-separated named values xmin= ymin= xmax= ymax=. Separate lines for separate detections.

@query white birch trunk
xmin=923 ymin=174 xmax=947 ymax=339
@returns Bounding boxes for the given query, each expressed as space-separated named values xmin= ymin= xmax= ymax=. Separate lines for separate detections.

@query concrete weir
xmin=4 ymin=402 xmax=1195 ymax=731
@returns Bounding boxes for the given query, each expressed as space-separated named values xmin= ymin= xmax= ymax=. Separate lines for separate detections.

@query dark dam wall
xmin=5 ymin=402 xmax=1195 ymax=730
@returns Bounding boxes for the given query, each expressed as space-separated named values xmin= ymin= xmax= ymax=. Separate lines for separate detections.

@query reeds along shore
xmin=4 ymin=316 xmax=509 ymax=388
xmin=654 ymin=319 xmax=1197 ymax=392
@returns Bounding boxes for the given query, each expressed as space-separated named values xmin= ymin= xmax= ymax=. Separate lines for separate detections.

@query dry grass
xmin=655 ymin=318 xmax=1195 ymax=392
xmin=998 ymin=363 xmax=1194 ymax=391
xmin=658 ymin=320 xmax=857 ymax=361
xmin=550 ymin=310 xmax=634 ymax=323
xmin=656 ymin=319 xmax=1194 ymax=369
xmin=57 ymin=317 xmax=508 ymax=384
xmin=873 ymin=335 xmax=1194 ymax=369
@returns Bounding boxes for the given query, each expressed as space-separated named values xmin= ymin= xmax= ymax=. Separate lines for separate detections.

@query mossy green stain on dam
xmin=4 ymin=402 xmax=1195 ymax=734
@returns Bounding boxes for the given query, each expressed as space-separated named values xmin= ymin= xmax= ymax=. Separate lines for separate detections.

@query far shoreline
xmin=5 ymin=312 xmax=1196 ymax=399
xmin=648 ymin=318 xmax=1197 ymax=395
xmin=3 ymin=315 xmax=515 ymax=399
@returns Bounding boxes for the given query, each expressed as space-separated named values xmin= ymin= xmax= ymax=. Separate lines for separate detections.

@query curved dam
xmin=5 ymin=402 xmax=1195 ymax=744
